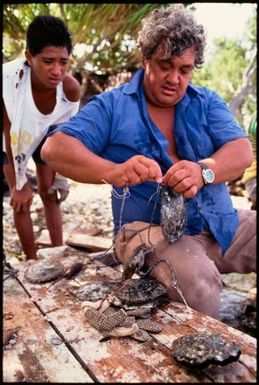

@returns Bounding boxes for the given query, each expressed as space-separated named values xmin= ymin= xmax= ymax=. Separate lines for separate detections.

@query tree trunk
xmin=229 ymin=48 xmax=257 ymax=116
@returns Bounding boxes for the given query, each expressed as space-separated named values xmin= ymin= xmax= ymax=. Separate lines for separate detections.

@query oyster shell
xmin=172 ymin=332 xmax=241 ymax=367
xmin=115 ymin=278 xmax=167 ymax=304
xmin=122 ymin=243 xmax=150 ymax=280
xmin=160 ymin=185 xmax=186 ymax=243
xmin=73 ymin=281 xmax=118 ymax=302
xmin=25 ymin=260 xmax=65 ymax=283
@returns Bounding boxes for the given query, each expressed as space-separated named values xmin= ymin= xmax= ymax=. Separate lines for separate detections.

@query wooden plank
xmin=151 ymin=306 xmax=257 ymax=383
xmin=35 ymin=226 xmax=102 ymax=247
xmin=65 ymin=232 xmax=112 ymax=251
xmin=69 ymin=225 xmax=103 ymax=237
xmin=35 ymin=229 xmax=70 ymax=247
xmin=8 ymin=248 xmax=257 ymax=383
xmin=46 ymin=307 xmax=207 ymax=383
xmin=3 ymin=277 xmax=93 ymax=383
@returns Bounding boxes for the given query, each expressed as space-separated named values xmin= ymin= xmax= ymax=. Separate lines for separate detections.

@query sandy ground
xmin=68 ymin=179 xmax=112 ymax=202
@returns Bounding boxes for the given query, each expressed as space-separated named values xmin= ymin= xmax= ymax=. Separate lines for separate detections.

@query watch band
xmin=198 ymin=162 xmax=208 ymax=171
xmin=198 ymin=162 xmax=215 ymax=184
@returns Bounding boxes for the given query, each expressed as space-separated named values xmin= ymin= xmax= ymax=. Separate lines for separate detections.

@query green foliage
xmin=193 ymin=38 xmax=247 ymax=100
xmin=3 ymin=3 xmax=161 ymax=72
xmin=3 ymin=4 xmax=52 ymax=60
xmin=192 ymin=11 xmax=257 ymax=127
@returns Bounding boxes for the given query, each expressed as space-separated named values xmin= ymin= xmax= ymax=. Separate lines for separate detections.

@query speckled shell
xmin=122 ymin=243 xmax=150 ymax=280
xmin=25 ymin=260 xmax=65 ymax=283
xmin=136 ymin=319 xmax=162 ymax=333
xmin=73 ymin=281 xmax=118 ymax=302
xmin=85 ymin=307 xmax=127 ymax=332
xmin=131 ymin=329 xmax=152 ymax=342
xmin=115 ymin=278 xmax=167 ymax=304
xmin=160 ymin=185 xmax=186 ymax=243
xmin=172 ymin=332 xmax=241 ymax=367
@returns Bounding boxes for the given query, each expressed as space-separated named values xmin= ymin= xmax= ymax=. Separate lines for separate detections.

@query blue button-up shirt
xmin=53 ymin=69 xmax=247 ymax=254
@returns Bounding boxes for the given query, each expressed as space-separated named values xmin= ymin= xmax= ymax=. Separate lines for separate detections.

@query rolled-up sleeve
xmin=50 ymin=96 xmax=112 ymax=154
xmin=207 ymin=90 xmax=247 ymax=149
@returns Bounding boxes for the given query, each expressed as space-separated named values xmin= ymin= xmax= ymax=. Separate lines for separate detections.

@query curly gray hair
xmin=137 ymin=4 xmax=206 ymax=68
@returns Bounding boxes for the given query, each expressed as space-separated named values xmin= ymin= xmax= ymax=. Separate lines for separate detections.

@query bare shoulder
xmin=62 ymin=74 xmax=81 ymax=102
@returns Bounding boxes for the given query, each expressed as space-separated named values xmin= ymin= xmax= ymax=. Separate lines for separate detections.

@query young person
xmin=3 ymin=15 xmax=81 ymax=259
xmin=41 ymin=5 xmax=255 ymax=319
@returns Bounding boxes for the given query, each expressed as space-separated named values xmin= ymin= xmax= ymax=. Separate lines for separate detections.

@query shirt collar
xmin=123 ymin=68 xmax=144 ymax=95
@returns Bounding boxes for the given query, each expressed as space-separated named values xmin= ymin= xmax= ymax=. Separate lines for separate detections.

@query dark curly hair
xmin=137 ymin=4 xmax=206 ymax=68
xmin=26 ymin=15 xmax=72 ymax=56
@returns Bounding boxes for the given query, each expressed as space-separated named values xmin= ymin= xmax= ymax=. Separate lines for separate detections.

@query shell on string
xmin=122 ymin=243 xmax=151 ymax=281
xmin=160 ymin=185 xmax=186 ymax=243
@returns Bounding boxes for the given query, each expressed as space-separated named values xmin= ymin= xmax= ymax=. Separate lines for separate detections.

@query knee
xmin=38 ymin=185 xmax=55 ymax=203
xmin=168 ymin=261 xmax=223 ymax=318
xmin=13 ymin=206 xmax=30 ymax=216
xmin=190 ymin=269 xmax=222 ymax=306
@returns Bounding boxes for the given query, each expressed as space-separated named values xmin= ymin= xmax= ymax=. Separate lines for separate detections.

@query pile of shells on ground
xmin=3 ymin=173 xmax=256 ymax=338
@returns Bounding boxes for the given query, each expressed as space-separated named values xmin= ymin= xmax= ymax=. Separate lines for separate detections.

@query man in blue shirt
xmin=41 ymin=4 xmax=255 ymax=319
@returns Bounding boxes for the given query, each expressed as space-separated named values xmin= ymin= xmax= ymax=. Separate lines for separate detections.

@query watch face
xmin=203 ymin=169 xmax=215 ymax=183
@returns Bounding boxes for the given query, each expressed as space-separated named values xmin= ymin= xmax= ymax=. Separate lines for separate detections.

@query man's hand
xmin=112 ymin=155 xmax=163 ymax=187
xmin=10 ymin=182 xmax=33 ymax=213
xmin=163 ymin=160 xmax=204 ymax=199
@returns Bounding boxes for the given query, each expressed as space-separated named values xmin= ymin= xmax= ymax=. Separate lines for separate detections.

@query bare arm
xmin=3 ymin=102 xmax=16 ymax=189
xmin=198 ymin=137 xmax=253 ymax=183
xmin=3 ymin=101 xmax=33 ymax=212
xmin=163 ymin=137 xmax=253 ymax=198
xmin=41 ymin=131 xmax=163 ymax=187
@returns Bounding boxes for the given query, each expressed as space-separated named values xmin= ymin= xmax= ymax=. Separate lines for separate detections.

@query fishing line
xmin=146 ymin=183 xmax=162 ymax=247
xmin=101 ymin=178 xmax=130 ymax=233
xmin=100 ymin=179 xmax=130 ymax=264
xmin=142 ymin=258 xmax=189 ymax=308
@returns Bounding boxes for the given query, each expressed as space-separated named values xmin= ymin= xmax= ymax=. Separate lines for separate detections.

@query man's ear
xmin=141 ymin=57 xmax=147 ymax=69
xmin=25 ymin=49 xmax=32 ymax=65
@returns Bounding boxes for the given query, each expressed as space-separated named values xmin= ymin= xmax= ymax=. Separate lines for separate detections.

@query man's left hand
xmin=163 ymin=160 xmax=204 ymax=198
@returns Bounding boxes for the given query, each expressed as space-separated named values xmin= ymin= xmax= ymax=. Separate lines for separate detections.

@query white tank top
xmin=3 ymin=58 xmax=80 ymax=190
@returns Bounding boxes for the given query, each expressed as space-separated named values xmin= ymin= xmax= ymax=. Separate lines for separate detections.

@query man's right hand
xmin=111 ymin=155 xmax=163 ymax=187
xmin=42 ymin=132 xmax=163 ymax=187
xmin=10 ymin=182 xmax=33 ymax=213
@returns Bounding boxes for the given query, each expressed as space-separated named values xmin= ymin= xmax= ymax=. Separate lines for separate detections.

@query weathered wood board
xmin=35 ymin=226 xmax=103 ymax=248
xmin=3 ymin=246 xmax=257 ymax=383
xmin=3 ymin=277 xmax=93 ymax=383
xmin=65 ymin=232 xmax=112 ymax=251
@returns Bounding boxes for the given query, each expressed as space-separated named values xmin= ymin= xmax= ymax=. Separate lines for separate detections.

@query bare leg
xmin=207 ymin=209 xmax=256 ymax=273
xmin=13 ymin=211 xmax=37 ymax=259
xmin=36 ymin=164 xmax=63 ymax=246
xmin=4 ymin=163 xmax=37 ymax=259
xmin=144 ymin=237 xmax=222 ymax=319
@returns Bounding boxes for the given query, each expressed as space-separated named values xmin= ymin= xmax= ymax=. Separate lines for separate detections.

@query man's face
xmin=26 ymin=46 xmax=69 ymax=90
xmin=143 ymin=47 xmax=195 ymax=108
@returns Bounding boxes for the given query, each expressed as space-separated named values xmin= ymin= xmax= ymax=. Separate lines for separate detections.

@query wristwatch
xmin=198 ymin=162 xmax=215 ymax=184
